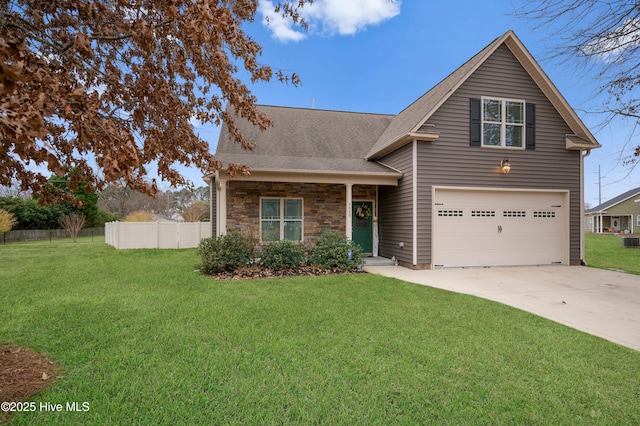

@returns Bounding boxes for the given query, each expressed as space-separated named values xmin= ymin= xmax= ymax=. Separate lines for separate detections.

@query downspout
xmin=412 ymin=140 xmax=418 ymax=266
xmin=581 ymin=150 xmax=591 ymax=264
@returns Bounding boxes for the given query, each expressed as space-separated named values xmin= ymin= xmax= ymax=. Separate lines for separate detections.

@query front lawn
xmin=585 ymin=232 xmax=640 ymax=275
xmin=1 ymin=238 xmax=639 ymax=424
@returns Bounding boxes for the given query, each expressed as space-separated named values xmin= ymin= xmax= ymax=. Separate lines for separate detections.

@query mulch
xmin=207 ymin=264 xmax=364 ymax=280
xmin=0 ymin=345 xmax=61 ymax=419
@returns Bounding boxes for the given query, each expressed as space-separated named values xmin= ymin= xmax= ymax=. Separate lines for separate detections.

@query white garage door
xmin=433 ymin=189 xmax=567 ymax=268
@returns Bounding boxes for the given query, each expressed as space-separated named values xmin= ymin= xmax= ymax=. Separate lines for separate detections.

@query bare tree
xmin=193 ymin=186 xmax=210 ymax=202
xmin=59 ymin=212 xmax=86 ymax=242
xmin=1 ymin=1 xmax=309 ymax=203
xmin=515 ymin=0 xmax=640 ymax=165
xmin=0 ymin=183 xmax=31 ymax=199
xmin=98 ymin=184 xmax=174 ymax=217
xmin=172 ymin=188 xmax=198 ymax=212
xmin=181 ymin=200 xmax=208 ymax=222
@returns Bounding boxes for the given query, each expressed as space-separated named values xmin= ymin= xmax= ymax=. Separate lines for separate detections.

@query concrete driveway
xmin=363 ymin=265 xmax=640 ymax=351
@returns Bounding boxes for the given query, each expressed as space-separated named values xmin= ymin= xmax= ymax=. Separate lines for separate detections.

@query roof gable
xmin=366 ymin=30 xmax=601 ymax=159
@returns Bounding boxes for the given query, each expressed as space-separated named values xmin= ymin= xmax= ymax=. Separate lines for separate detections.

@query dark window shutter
xmin=470 ymin=98 xmax=481 ymax=146
xmin=526 ymin=103 xmax=535 ymax=150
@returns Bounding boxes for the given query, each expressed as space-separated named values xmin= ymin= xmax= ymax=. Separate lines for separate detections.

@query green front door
xmin=352 ymin=201 xmax=373 ymax=254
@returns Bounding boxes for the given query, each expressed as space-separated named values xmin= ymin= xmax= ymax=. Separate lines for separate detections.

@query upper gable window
xmin=482 ymin=97 xmax=525 ymax=148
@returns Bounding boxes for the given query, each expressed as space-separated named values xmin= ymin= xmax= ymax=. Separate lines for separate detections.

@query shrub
xmin=94 ymin=209 xmax=118 ymax=226
xmin=182 ymin=201 xmax=209 ymax=222
xmin=198 ymin=232 xmax=254 ymax=274
xmin=0 ymin=209 xmax=17 ymax=234
xmin=309 ymin=231 xmax=364 ymax=270
xmin=123 ymin=210 xmax=156 ymax=222
xmin=261 ymin=240 xmax=306 ymax=270
xmin=0 ymin=196 xmax=70 ymax=229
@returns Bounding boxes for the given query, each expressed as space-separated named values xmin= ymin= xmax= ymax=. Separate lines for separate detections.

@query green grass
xmin=585 ymin=232 xmax=640 ymax=275
xmin=1 ymin=238 xmax=639 ymax=424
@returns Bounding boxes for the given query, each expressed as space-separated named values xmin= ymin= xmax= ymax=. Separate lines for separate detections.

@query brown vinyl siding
xmin=378 ymin=144 xmax=415 ymax=266
xmin=418 ymin=44 xmax=582 ymax=265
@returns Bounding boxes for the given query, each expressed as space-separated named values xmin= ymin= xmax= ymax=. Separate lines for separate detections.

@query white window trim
xmin=259 ymin=197 xmax=304 ymax=242
xmin=637 ymin=215 xmax=640 ymax=227
xmin=481 ymin=96 xmax=526 ymax=149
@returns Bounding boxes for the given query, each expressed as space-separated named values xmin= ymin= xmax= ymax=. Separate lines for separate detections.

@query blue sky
xmin=186 ymin=0 xmax=639 ymax=207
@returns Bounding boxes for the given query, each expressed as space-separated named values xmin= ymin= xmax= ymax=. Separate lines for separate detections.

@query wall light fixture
xmin=500 ymin=158 xmax=511 ymax=174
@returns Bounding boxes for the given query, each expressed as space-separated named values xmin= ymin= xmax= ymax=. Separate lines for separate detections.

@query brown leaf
xmin=1 ymin=0 xmax=314 ymax=203
xmin=0 ymin=61 xmax=25 ymax=82
xmin=74 ymin=33 xmax=93 ymax=57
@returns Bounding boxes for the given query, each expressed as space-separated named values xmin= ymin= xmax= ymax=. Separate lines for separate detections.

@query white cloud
xmin=259 ymin=1 xmax=308 ymax=43
xmin=259 ymin=0 xmax=401 ymax=42
xmin=581 ymin=18 xmax=640 ymax=63
xmin=306 ymin=0 xmax=401 ymax=35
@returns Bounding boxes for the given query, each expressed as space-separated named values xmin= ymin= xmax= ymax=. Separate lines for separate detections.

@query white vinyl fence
xmin=105 ymin=221 xmax=211 ymax=249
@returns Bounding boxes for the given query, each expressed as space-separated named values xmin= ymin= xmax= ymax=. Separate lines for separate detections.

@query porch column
xmin=598 ymin=214 xmax=603 ymax=233
xmin=373 ymin=185 xmax=379 ymax=257
xmin=217 ymin=178 xmax=227 ymax=236
xmin=346 ymin=183 xmax=353 ymax=240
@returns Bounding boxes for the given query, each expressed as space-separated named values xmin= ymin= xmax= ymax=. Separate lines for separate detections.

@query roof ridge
xmin=254 ymin=104 xmax=395 ymax=117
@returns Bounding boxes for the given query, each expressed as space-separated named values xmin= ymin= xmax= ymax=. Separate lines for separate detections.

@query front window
xmin=482 ymin=98 xmax=525 ymax=148
xmin=261 ymin=198 xmax=303 ymax=241
xmin=637 ymin=215 xmax=640 ymax=227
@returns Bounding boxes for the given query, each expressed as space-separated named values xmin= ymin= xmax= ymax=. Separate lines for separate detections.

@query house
xmin=585 ymin=187 xmax=640 ymax=234
xmin=206 ymin=30 xmax=601 ymax=269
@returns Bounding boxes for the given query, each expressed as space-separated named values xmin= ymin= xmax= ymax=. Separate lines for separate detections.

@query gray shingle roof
xmin=215 ymin=105 xmax=397 ymax=175
xmin=586 ymin=187 xmax=640 ymax=213
xmin=215 ymin=30 xmax=601 ymax=174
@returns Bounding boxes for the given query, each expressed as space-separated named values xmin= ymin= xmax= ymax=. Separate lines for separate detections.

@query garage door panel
xmin=433 ymin=189 xmax=565 ymax=268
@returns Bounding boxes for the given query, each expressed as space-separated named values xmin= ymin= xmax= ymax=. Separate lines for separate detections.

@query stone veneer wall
xmin=225 ymin=181 xmax=376 ymax=241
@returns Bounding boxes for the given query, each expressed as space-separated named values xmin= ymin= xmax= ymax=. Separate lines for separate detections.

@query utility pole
xmin=598 ymin=165 xmax=602 ymax=206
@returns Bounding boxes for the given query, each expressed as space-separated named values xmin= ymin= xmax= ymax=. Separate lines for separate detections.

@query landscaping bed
xmin=0 ymin=345 xmax=61 ymax=422
xmin=208 ymin=264 xmax=364 ymax=280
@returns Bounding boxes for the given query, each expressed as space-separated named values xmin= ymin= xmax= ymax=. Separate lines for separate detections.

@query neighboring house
xmin=207 ymin=30 xmax=601 ymax=269
xmin=171 ymin=213 xmax=185 ymax=223
xmin=585 ymin=187 xmax=640 ymax=234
